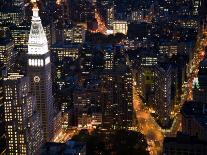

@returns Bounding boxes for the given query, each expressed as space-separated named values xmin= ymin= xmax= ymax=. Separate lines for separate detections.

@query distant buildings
xmin=62 ymin=23 xmax=86 ymax=44
xmin=101 ymin=67 xmax=133 ymax=129
xmin=0 ymin=0 xmax=206 ymax=153
xmin=0 ymin=37 xmax=14 ymax=67
xmin=68 ymin=45 xmax=133 ymax=129
xmin=52 ymin=43 xmax=80 ymax=62
xmin=104 ymin=47 xmax=114 ymax=70
xmin=113 ymin=20 xmax=128 ymax=35
xmin=10 ymin=24 xmax=30 ymax=53
xmin=71 ymin=24 xmax=86 ymax=44
xmin=73 ymin=85 xmax=102 ymax=128
xmin=0 ymin=7 xmax=23 ymax=26
xmin=159 ymin=41 xmax=194 ymax=58
xmin=106 ymin=4 xmax=114 ymax=28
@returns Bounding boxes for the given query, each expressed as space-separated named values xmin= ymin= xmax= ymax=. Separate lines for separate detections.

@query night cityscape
xmin=0 ymin=0 xmax=207 ymax=155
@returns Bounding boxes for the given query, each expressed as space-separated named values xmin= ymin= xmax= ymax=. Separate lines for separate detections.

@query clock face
xmin=34 ymin=76 xmax=40 ymax=83
xmin=32 ymin=24 xmax=39 ymax=34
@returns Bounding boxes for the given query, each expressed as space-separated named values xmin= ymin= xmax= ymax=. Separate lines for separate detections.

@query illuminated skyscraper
xmin=106 ymin=4 xmax=114 ymax=28
xmin=0 ymin=67 xmax=6 ymax=154
xmin=101 ymin=67 xmax=133 ymax=129
xmin=10 ymin=24 xmax=30 ymax=54
xmin=3 ymin=73 xmax=43 ymax=155
xmin=113 ymin=20 xmax=128 ymax=35
xmin=27 ymin=3 xmax=54 ymax=141
xmin=154 ymin=64 xmax=172 ymax=128
xmin=0 ymin=38 xmax=14 ymax=67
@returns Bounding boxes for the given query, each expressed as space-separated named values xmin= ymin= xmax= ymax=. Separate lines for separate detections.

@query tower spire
xmin=28 ymin=0 xmax=48 ymax=55
xmin=31 ymin=0 xmax=39 ymax=19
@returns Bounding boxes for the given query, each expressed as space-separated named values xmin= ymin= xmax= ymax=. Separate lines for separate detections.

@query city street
xmin=53 ymin=128 xmax=79 ymax=143
xmin=133 ymin=86 xmax=164 ymax=155
xmin=132 ymin=25 xmax=207 ymax=155
xmin=91 ymin=10 xmax=107 ymax=34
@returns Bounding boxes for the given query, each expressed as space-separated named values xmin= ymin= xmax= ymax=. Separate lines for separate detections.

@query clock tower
xmin=27 ymin=2 xmax=54 ymax=141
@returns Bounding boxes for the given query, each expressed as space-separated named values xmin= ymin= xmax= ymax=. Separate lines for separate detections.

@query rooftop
xmin=164 ymin=132 xmax=207 ymax=145
xmin=41 ymin=140 xmax=86 ymax=155
xmin=181 ymin=101 xmax=205 ymax=116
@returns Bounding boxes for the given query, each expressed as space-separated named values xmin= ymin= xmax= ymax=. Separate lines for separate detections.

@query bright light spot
xmin=106 ymin=29 xmax=113 ymax=35
xmin=56 ymin=0 xmax=61 ymax=5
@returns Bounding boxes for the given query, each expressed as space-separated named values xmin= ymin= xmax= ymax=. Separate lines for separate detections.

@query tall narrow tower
xmin=27 ymin=2 xmax=54 ymax=141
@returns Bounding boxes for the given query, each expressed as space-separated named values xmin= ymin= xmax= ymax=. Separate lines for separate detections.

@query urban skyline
xmin=0 ymin=0 xmax=207 ymax=155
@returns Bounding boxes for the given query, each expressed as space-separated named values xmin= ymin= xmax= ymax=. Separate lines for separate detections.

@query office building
xmin=154 ymin=63 xmax=172 ymax=128
xmin=0 ymin=67 xmax=6 ymax=154
xmin=0 ymin=6 xmax=23 ymax=26
xmin=72 ymin=24 xmax=86 ymax=43
xmin=27 ymin=3 xmax=54 ymax=141
xmin=181 ymin=101 xmax=207 ymax=142
xmin=51 ymin=43 xmax=80 ymax=62
xmin=101 ymin=67 xmax=133 ymax=129
xmin=73 ymin=82 xmax=102 ymax=127
xmin=10 ymin=24 xmax=30 ymax=53
xmin=3 ymin=73 xmax=43 ymax=155
xmin=0 ymin=37 xmax=14 ymax=67
xmin=193 ymin=58 xmax=207 ymax=103
xmin=163 ymin=132 xmax=207 ymax=155
xmin=106 ymin=4 xmax=114 ymax=28
xmin=113 ymin=20 xmax=128 ymax=35
xmin=135 ymin=50 xmax=158 ymax=101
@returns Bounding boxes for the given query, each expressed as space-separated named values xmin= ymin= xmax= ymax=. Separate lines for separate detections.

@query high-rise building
xmin=10 ymin=24 xmax=30 ymax=54
xmin=130 ymin=10 xmax=144 ymax=22
xmin=106 ymin=4 xmax=114 ymax=28
xmin=101 ymin=67 xmax=133 ymax=129
xmin=113 ymin=20 xmax=128 ymax=35
xmin=0 ymin=67 xmax=6 ymax=154
xmin=104 ymin=47 xmax=114 ymax=70
xmin=72 ymin=24 xmax=86 ymax=43
xmin=135 ymin=50 xmax=158 ymax=101
xmin=73 ymin=86 xmax=102 ymax=128
xmin=181 ymin=101 xmax=207 ymax=142
xmin=154 ymin=63 xmax=172 ymax=128
xmin=63 ymin=24 xmax=86 ymax=44
xmin=193 ymin=58 xmax=207 ymax=103
xmin=0 ymin=37 xmax=14 ymax=67
xmin=0 ymin=6 xmax=23 ymax=26
xmin=51 ymin=43 xmax=80 ymax=62
xmin=3 ymin=73 xmax=43 ymax=155
xmin=163 ymin=132 xmax=207 ymax=155
xmin=27 ymin=3 xmax=54 ymax=141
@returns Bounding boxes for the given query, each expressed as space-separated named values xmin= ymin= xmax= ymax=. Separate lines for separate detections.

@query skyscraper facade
xmin=3 ymin=73 xmax=43 ymax=155
xmin=27 ymin=3 xmax=54 ymax=141
xmin=193 ymin=58 xmax=207 ymax=103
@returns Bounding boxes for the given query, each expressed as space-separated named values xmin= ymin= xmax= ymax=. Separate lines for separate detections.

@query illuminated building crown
xmin=28 ymin=2 xmax=48 ymax=55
